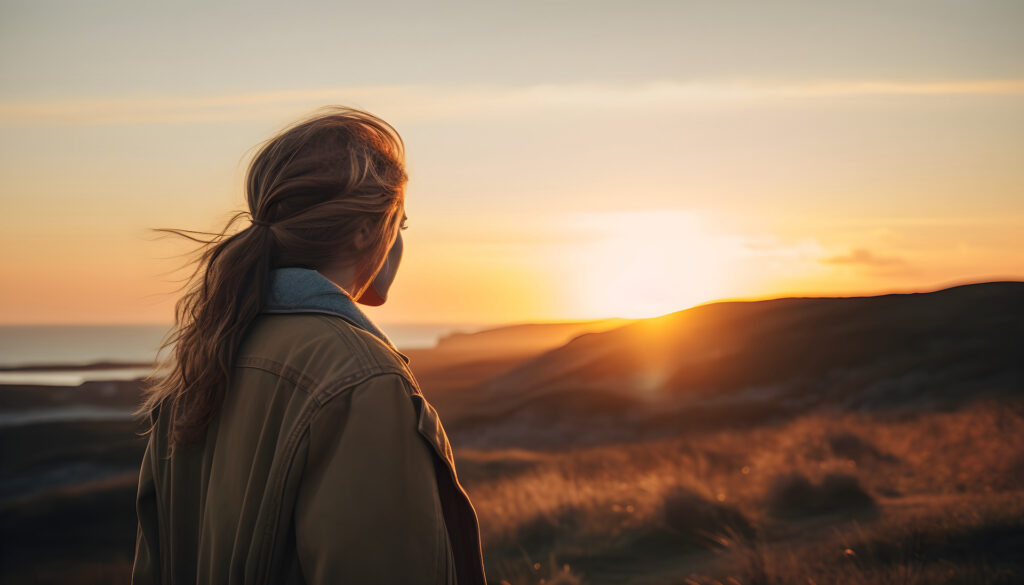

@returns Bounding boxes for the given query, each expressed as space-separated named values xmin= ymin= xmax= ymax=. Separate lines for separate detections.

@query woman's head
xmin=247 ymin=105 xmax=407 ymax=297
xmin=135 ymin=105 xmax=407 ymax=453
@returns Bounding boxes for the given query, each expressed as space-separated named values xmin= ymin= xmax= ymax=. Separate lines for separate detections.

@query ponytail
xmin=134 ymin=212 xmax=277 ymax=455
xmin=133 ymin=106 xmax=407 ymax=457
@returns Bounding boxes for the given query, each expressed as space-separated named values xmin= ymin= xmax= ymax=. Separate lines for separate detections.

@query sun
xmin=563 ymin=209 xmax=730 ymax=319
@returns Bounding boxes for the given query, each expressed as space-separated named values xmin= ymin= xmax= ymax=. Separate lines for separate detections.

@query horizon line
xmin=2 ymin=277 xmax=1020 ymax=327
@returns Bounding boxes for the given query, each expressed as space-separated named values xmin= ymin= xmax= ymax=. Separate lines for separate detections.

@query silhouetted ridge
xmin=455 ymin=282 xmax=1024 ymax=448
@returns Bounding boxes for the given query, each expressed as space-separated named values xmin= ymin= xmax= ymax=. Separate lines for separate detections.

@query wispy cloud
xmin=3 ymin=79 xmax=1023 ymax=127
xmin=821 ymin=248 xmax=907 ymax=267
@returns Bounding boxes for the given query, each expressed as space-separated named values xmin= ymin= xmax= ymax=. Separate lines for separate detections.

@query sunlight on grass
xmin=457 ymin=400 xmax=1024 ymax=583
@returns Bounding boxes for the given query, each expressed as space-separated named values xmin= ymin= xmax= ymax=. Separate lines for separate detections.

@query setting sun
xmin=563 ymin=210 xmax=731 ymax=319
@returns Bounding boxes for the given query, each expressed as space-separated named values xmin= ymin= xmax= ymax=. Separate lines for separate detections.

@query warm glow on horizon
xmin=1 ymin=2 xmax=1022 ymax=325
xmin=561 ymin=210 xmax=730 ymax=319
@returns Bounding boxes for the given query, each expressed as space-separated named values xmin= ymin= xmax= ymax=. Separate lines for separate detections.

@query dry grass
xmin=705 ymin=491 xmax=1024 ymax=585
xmin=7 ymin=400 xmax=1020 ymax=584
xmin=454 ymin=400 xmax=1024 ymax=584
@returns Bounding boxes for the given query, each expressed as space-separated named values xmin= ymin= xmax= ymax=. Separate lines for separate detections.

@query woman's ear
xmin=352 ymin=220 xmax=372 ymax=251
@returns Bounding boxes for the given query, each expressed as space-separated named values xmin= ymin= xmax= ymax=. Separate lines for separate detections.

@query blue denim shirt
xmin=262 ymin=267 xmax=409 ymax=364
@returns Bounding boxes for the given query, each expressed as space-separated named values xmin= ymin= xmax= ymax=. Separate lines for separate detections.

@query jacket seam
xmin=237 ymin=356 xmax=320 ymax=393
xmin=316 ymin=314 xmax=411 ymax=371
xmin=151 ymin=433 xmax=169 ymax=585
xmin=239 ymin=315 xmax=412 ymax=405
xmin=314 ymin=366 xmax=414 ymax=405
xmin=261 ymin=308 xmax=402 ymax=358
xmin=255 ymin=396 xmax=318 ymax=585
xmin=433 ymin=474 xmax=448 ymax=583
xmin=314 ymin=314 xmax=367 ymax=359
xmin=254 ymin=368 xmax=418 ymax=584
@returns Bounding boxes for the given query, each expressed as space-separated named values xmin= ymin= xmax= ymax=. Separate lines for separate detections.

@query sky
xmin=1 ymin=0 xmax=1022 ymax=325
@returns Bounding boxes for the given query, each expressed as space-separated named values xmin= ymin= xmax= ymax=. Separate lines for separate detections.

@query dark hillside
xmin=453 ymin=282 xmax=1024 ymax=448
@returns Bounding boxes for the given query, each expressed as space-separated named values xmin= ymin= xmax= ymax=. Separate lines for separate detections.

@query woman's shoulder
xmin=238 ymin=312 xmax=414 ymax=396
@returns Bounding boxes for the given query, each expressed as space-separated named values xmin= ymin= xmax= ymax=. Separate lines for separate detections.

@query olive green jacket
xmin=132 ymin=268 xmax=487 ymax=584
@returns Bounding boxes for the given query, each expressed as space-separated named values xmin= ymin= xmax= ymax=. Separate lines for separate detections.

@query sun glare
xmin=565 ymin=209 xmax=729 ymax=319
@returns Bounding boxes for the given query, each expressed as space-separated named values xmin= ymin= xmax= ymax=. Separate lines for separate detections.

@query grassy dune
xmin=5 ymin=402 xmax=1020 ymax=584
xmin=459 ymin=401 xmax=1024 ymax=584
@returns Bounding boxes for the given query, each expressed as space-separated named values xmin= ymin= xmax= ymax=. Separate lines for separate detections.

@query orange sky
xmin=1 ymin=2 xmax=1022 ymax=325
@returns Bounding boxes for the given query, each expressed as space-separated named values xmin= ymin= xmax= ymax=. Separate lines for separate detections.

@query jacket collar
xmin=262 ymin=266 xmax=409 ymax=364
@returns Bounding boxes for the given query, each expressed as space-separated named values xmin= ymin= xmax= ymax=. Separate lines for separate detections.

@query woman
xmin=131 ymin=106 xmax=487 ymax=585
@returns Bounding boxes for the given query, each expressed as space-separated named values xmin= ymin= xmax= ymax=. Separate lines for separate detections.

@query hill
xmin=447 ymin=282 xmax=1024 ymax=448
xmin=402 ymin=318 xmax=633 ymax=413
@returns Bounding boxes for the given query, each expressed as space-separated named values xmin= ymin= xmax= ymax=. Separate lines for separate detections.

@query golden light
xmin=563 ymin=209 xmax=731 ymax=319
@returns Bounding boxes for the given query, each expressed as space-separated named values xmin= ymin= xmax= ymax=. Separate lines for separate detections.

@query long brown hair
xmin=134 ymin=105 xmax=407 ymax=455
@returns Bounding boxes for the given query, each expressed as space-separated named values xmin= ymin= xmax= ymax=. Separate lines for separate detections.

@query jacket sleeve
xmin=131 ymin=428 xmax=161 ymax=585
xmin=295 ymin=372 xmax=455 ymax=585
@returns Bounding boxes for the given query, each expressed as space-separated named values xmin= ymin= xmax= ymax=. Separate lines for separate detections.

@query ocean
xmin=0 ymin=322 xmax=489 ymax=386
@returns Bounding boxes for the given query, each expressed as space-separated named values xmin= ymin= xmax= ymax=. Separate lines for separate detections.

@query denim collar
xmin=262 ymin=267 xmax=409 ymax=364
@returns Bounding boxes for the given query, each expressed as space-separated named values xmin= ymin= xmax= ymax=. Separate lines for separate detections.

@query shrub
xmin=765 ymin=471 xmax=876 ymax=518
xmin=511 ymin=506 xmax=584 ymax=553
xmin=827 ymin=431 xmax=894 ymax=463
xmin=660 ymin=485 xmax=755 ymax=548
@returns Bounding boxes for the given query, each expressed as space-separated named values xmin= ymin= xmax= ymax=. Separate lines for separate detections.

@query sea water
xmin=0 ymin=322 xmax=488 ymax=385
